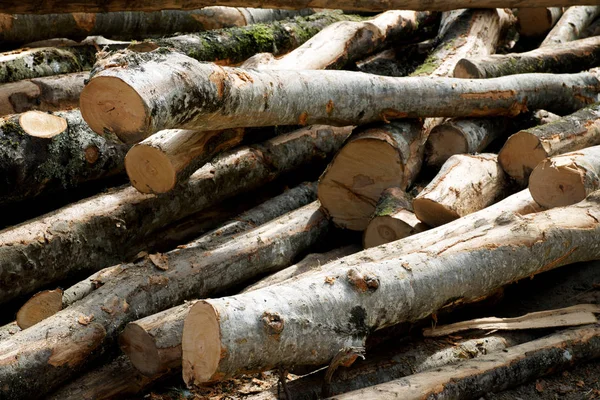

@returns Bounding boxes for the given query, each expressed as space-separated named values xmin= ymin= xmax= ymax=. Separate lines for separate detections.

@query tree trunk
xmin=529 ymin=145 xmax=600 ymax=208
xmin=0 ymin=109 xmax=130 ymax=205
xmin=541 ymin=6 xmax=600 ymax=46
xmin=80 ymin=48 xmax=600 ymax=144
xmin=413 ymin=154 xmax=510 ymax=227
xmin=454 ymin=36 xmax=600 ymax=79
xmin=0 ymin=322 xmax=20 ymax=342
xmin=0 ymin=8 xmax=315 ymax=46
xmin=0 ymin=72 xmax=86 ymax=116
xmin=582 ymin=16 xmax=600 ymax=38
xmin=333 ymin=324 xmax=600 ymax=400
xmin=363 ymin=188 xmax=427 ymax=248
xmin=0 ymin=125 xmax=350 ymax=306
xmin=498 ymin=103 xmax=600 ymax=186
xmin=355 ymin=41 xmax=433 ymax=77
xmin=516 ymin=7 xmax=563 ymax=37
xmin=241 ymin=11 xmax=439 ymax=70
xmin=0 ymin=200 xmax=330 ymax=399
xmin=181 ymin=192 xmax=600 ymax=385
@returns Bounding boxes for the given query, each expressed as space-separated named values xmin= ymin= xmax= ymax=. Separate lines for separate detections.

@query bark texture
xmin=181 ymin=193 xmax=600 ymax=384
xmin=0 ymin=125 xmax=350 ymax=305
xmin=516 ymin=7 xmax=563 ymax=37
xmin=541 ymin=6 xmax=600 ymax=46
xmin=0 ymin=109 xmax=129 ymax=205
xmin=498 ymin=102 xmax=600 ymax=186
xmin=454 ymin=36 xmax=600 ymax=78
xmin=0 ymin=322 xmax=20 ymax=342
xmin=80 ymin=48 xmax=600 ymax=143
xmin=413 ymin=154 xmax=510 ymax=227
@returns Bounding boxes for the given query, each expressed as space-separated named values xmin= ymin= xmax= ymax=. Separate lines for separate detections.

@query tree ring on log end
xmin=498 ymin=131 xmax=548 ymax=185
xmin=426 ymin=124 xmax=469 ymax=167
xmin=119 ymin=323 xmax=161 ymax=377
xmin=19 ymin=111 xmax=67 ymax=138
xmin=125 ymin=144 xmax=177 ymax=194
xmin=529 ymin=159 xmax=590 ymax=208
xmin=454 ymin=59 xmax=485 ymax=79
xmin=182 ymin=301 xmax=221 ymax=385
xmin=413 ymin=198 xmax=461 ymax=227
xmin=16 ymin=289 xmax=63 ymax=329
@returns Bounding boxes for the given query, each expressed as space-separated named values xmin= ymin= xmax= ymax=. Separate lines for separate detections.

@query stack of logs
xmin=0 ymin=1 xmax=600 ymax=399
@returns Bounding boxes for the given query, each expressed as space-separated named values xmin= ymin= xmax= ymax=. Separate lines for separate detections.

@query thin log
xmin=0 ymin=125 xmax=350 ymax=305
xmin=529 ymin=145 xmax=600 ymax=208
xmin=454 ymin=35 xmax=600 ymax=78
xmin=80 ymin=48 xmax=600 ymax=144
xmin=498 ymin=102 xmax=600 ymax=186
xmin=181 ymin=192 xmax=600 ymax=385
xmin=516 ymin=7 xmax=563 ymax=37
xmin=333 ymin=324 xmax=600 ymax=399
xmin=541 ymin=6 xmax=600 ymax=46
xmin=413 ymin=154 xmax=510 ymax=227
xmin=0 ymin=109 xmax=130 ymax=205
xmin=363 ymin=188 xmax=427 ymax=248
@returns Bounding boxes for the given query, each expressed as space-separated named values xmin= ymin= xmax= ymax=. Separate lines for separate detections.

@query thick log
xmin=0 ymin=125 xmax=350 ymax=305
xmin=413 ymin=154 xmax=510 ymax=227
xmin=355 ymin=42 xmax=433 ymax=77
xmin=454 ymin=36 xmax=600 ymax=78
xmin=0 ymin=8 xmax=315 ymax=46
xmin=0 ymin=322 xmax=21 ymax=342
xmin=80 ymin=48 xmax=600 ymax=144
xmin=529 ymin=145 xmax=600 ymax=208
xmin=541 ymin=6 xmax=600 ymax=46
xmin=0 ymin=200 xmax=330 ymax=399
xmin=0 ymin=109 xmax=130 ymax=205
xmin=516 ymin=7 xmax=563 ymax=37
xmin=16 ymin=289 xmax=63 ymax=329
xmin=498 ymin=103 xmax=600 ymax=186
xmin=181 ymin=192 xmax=600 ymax=385
xmin=333 ymin=324 xmax=600 ymax=399
xmin=0 ymin=72 xmax=86 ymax=116
xmin=242 ymin=11 xmax=439 ymax=70
xmin=363 ymin=188 xmax=427 ymax=248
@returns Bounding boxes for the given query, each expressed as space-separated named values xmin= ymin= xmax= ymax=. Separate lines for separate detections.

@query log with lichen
xmin=541 ymin=6 xmax=599 ymax=46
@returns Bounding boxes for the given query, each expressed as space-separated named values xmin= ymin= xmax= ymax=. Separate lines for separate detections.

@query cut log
xmin=16 ymin=289 xmax=64 ymax=330
xmin=413 ymin=154 xmax=510 ymax=227
xmin=541 ymin=6 xmax=600 ymax=46
xmin=80 ymin=48 xmax=600 ymax=143
xmin=363 ymin=188 xmax=427 ymax=248
xmin=0 ymin=200 xmax=330 ymax=399
xmin=498 ymin=103 xmax=600 ymax=186
xmin=0 ymin=125 xmax=350 ymax=305
xmin=181 ymin=192 xmax=600 ymax=385
xmin=333 ymin=324 xmax=600 ymax=399
xmin=0 ymin=72 xmax=86 ymax=116
xmin=529 ymin=145 xmax=600 ymax=208
xmin=454 ymin=35 xmax=600 ymax=78
xmin=242 ymin=11 xmax=439 ymax=70
xmin=516 ymin=7 xmax=563 ymax=37
xmin=0 ymin=8 xmax=315 ymax=46
xmin=0 ymin=109 xmax=130 ymax=205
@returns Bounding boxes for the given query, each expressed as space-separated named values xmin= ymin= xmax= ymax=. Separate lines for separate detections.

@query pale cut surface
xmin=19 ymin=111 xmax=67 ymax=138
xmin=425 ymin=124 xmax=468 ymax=167
xmin=119 ymin=324 xmax=161 ymax=376
xmin=182 ymin=302 xmax=221 ymax=383
xmin=125 ymin=144 xmax=177 ymax=194
xmin=498 ymin=131 xmax=549 ymax=184
xmin=529 ymin=158 xmax=591 ymax=207
xmin=363 ymin=211 xmax=425 ymax=248
xmin=16 ymin=289 xmax=63 ymax=329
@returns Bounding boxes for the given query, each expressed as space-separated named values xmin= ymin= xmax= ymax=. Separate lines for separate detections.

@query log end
xmin=80 ymin=76 xmax=149 ymax=144
xmin=125 ymin=143 xmax=177 ymax=194
xmin=453 ymin=59 xmax=485 ymax=79
xmin=16 ymin=289 xmax=63 ymax=329
xmin=19 ymin=111 xmax=67 ymax=138
xmin=119 ymin=323 xmax=162 ymax=377
xmin=529 ymin=159 xmax=589 ymax=208
xmin=426 ymin=123 xmax=469 ymax=167
xmin=363 ymin=214 xmax=419 ymax=249
xmin=498 ymin=131 xmax=547 ymax=186
xmin=517 ymin=8 xmax=556 ymax=37
xmin=182 ymin=301 xmax=222 ymax=386
xmin=413 ymin=198 xmax=460 ymax=227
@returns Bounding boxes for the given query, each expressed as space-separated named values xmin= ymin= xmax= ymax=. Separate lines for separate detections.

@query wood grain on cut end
xmin=498 ymin=131 xmax=548 ymax=185
xmin=517 ymin=7 xmax=562 ymax=37
xmin=426 ymin=123 xmax=469 ymax=166
xmin=16 ymin=289 xmax=63 ymax=329
xmin=529 ymin=158 xmax=590 ymax=208
xmin=182 ymin=301 xmax=222 ymax=386
xmin=125 ymin=143 xmax=177 ymax=194
xmin=413 ymin=197 xmax=460 ymax=227
xmin=363 ymin=212 xmax=425 ymax=248
xmin=453 ymin=58 xmax=485 ymax=79
xmin=19 ymin=110 xmax=67 ymax=138
xmin=80 ymin=76 xmax=148 ymax=143
xmin=119 ymin=323 xmax=161 ymax=377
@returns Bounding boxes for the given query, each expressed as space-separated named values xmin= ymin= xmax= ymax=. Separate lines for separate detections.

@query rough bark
xmin=363 ymin=188 xmax=428 ymax=249
xmin=541 ymin=6 xmax=600 ymax=46
xmin=0 ymin=125 xmax=350 ymax=305
xmin=0 ymin=109 xmax=130 ymax=205
xmin=0 ymin=72 xmax=86 ymax=116
xmin=582 ymin=17 xmax=600 ymax=38
xmin=498 ymin=102 xmax=600 ymax=186
xmin=529 ymin=145 xmax=600 ymax=208
xmin=241 ymin=11 xmax=439 ymax=70
xmin=333 ymin=324 xmax=600 ymax=400
xmin=413 ymin=154 xmax=510 ymax=227
xmin=80 ymin=48 xmax=600 ymax=144
xmin=181 ymin=192 xmax=600 ymax=385
xmin=0 ymin=200 xmax=330 ymax=399
xmin=454 ymin=36 xmax=600 ymax=78
xmin=355 ymin=41 xmax=433 ymax=77
xmin=0 ymin=322 xmax=20 ymax=342
xmin=516 ymin=7 xmax=563 ymax=37
xmin=0 ymin=8 xmax=315 ymax=46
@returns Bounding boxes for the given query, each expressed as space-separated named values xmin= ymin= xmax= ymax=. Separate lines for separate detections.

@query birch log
xmin=541 ymin=6 xmax=600 ymax=46
xmin=413 ymin=154 xmax=510 ymax=227
xmin=498 ymin=103 xmax=600 ymax=185
xmin=529 ymin=146 xmax=600 ymax=208
xmin=516 ymin=7 xmax=563 ymax=37
xmin=80 ymin=49 xmax=600 ymax=144
xmin=0 ymin=125 xmax=350 ymax=305
xmin=0 ymin=109 xmax=129 ymax=205
xmin=181 ymin=193 xmax=600 ymax=385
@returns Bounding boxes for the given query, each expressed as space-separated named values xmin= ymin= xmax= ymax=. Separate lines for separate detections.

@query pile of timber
xmin=1 ymin=2 xmax=600 ymax=400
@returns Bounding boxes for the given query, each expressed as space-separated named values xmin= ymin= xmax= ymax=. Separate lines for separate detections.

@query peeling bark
xmin=516 ymin=7 xmax=563 ymax=37
xmin=541 ymin=6 xmax=600 ymax=46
